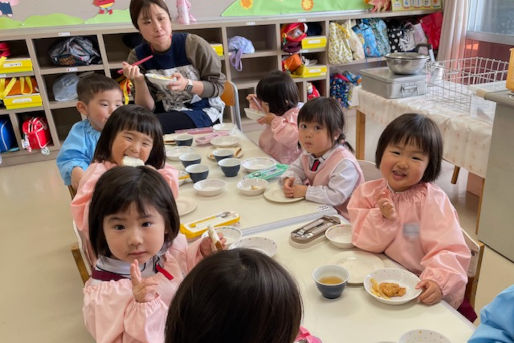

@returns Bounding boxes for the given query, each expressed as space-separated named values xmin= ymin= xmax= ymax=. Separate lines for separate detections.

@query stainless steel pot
xmin=385 ymin=52 xmax=429 ymax=75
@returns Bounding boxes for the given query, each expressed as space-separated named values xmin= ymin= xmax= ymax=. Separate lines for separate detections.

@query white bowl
xmin=244 ymin=107 xmax=266 ymax=121
xmin=145 ymin=73 xmax=176 ymax=87
xmin=241 ymin=157 xmax=275 ymax=172
xmin=399 ymin=329 xmax=451 ymax=343
xmin=193 ymin=179 xmax=226 ymax=197
xmin=363 ymin=268 xmax=422 ymax=305
xmin=166 ymin=146 xmax=194 ymax=161
xmin=210 ymin=135 xmax=239 ymax=147
xmin=213 ymin=123 xmax=235 ymax=132
xmin=230 ymin=236 xmax=277 ymax=257
xmin=201 ymin=226 xmax=242 ymax=248
xmin=237 ymin=178 xmax=269 ymax=196
xmin=325 ymin=224 xmax=353 ymax=248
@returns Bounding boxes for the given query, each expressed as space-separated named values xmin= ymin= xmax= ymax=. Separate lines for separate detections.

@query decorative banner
xmin=223 ymin=0 xmax=369 ymax=16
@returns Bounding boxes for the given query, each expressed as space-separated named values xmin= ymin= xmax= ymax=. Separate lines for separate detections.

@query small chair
xmin=220 ymin=80 xmax=242 ymax=130
xmin=71 ymin=221 xmax=91 ymax=284
xmin=357 ymin=160 xmax=382 ymax=181
xmin=67 ymin=185 xmax=76 ymax=199
xmin=462 ymin=229 xmax=484 ymax=308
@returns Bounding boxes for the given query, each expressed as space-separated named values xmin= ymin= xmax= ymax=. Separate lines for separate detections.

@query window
xmin=467 ymin=0 xmax=514 ymax=45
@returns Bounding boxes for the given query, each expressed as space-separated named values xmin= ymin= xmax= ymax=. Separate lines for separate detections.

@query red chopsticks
xmin=117 ymin=55 xmax=154 ymax=74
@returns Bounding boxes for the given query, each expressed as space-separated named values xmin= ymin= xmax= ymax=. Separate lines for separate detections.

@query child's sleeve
xmin=348 ymin=181 xmax=401 ymax=253
xmin=468 ymin=285 xmax=514 ymax=342
xmin=270 ymin=112 xmax=299 ymax=149
xmin=280 ymin=156 xmax=304 ymax=185
xmin=83 ymin=281 xmax=168 ymax=343
xmin=419 ymin=186 xmax=471 ymax=308
xmin=159 ymin=163 xmax=180 ymax=199
xmin=56 ymin=123 xmax=90 ymax=186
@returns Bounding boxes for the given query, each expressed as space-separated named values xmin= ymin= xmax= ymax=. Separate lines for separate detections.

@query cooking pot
xmin=385 ymin=43 xmax=433 ymax=75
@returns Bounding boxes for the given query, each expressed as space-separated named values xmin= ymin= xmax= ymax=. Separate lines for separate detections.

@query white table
xmin=252 ymin=223 xmax=476 ymax=343
xmin=169 ymin=130 xmax=337 ymax=234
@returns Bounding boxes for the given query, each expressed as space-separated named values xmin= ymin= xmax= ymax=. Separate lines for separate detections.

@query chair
xmin=67 ymin=185 xmax=76 ymax=199
xmin=462 ymin=229 xmax=484 ymax=308
xmin=71 ymin=221 xmax=91 ymax=284
xmin=220 ymin=80 xmax=242 ymax=131
xmin=357 ymin=160 xmax=382 ymax=181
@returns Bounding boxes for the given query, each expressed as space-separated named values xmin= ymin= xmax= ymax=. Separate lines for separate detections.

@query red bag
xmin=22 ymin=117 xmax=51 ymax=150
xmin=420 ymin=12 xmax=443 ymax=51
xmin=281 ymin=23 xmax=308 ymax=53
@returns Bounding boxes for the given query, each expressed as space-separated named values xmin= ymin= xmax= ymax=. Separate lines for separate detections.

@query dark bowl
xmin=185 ymin=164 xmax=209 ymax=183
xmin=180 ymin=152 xmax=201 ymax=168
xmin=175 ymin=134 xmax=194 ymax=146
xmin=218 ymin=158 xmax=241 ymax=177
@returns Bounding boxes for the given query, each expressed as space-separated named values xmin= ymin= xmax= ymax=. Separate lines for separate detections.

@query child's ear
xmin=76 ymin=101 xmax=88 ymax=116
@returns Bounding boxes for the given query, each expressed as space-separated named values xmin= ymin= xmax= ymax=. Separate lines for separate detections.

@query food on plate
xmin=122 ymin=156 xmax=145 ymax=167
xmin=250 ymin=185 xmax=261 ymax=191
xmin=370 ymin=278 xmax=406 ymax=299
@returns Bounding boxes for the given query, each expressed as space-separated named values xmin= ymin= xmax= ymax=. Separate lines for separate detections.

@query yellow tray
xmin=292 ymin=65 xmax=327 ymax=78
xmin=0 ymin=58 xmax=33 ymax=74
xmin=301 ymin=36 xmax=327 ymax=50
xmin=210 ymin=43 xmax=224 ymax=57
xmin=3 ymin=93 xmax=42 ymax=109
xmin=180 ymin=211 xmax=240 ymax=239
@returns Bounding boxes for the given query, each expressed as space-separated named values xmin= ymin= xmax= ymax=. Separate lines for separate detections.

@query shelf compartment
xmin=42 ymin=71 xmax=102 ymax=103
xmin=33 ymin=35 xmax=103 ymax=69
xmin=226 ymin=24 xmax=277 ymax=52
xmin=51 ymin=107 xmax=82 ymax=141
xmin=230 ymin=56 xmax=278 ymax=88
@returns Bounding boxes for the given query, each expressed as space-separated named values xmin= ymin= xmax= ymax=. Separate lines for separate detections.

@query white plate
xmin=166 ymin=146 xmax=195 ymax=161
xmin=244 ymin=107 xmax=266 ymax=121
xmin=213 ymin=123 xmax=235 ymax=132
xmin=329 ymin=250 xmax=384 ymax=284
xmin=176 ymin=197 xmax=197 ymax=216
xmin=263 ymin=185 xmax=304 ymax=203
xmin=210 ymin=136 xmax=239 ymax=148
xmin=230 ymin=237 xmax=277 ymax=257
xmin=325 ymin=224 xmax=353 ymax=249
xmin=237 ymin=178 xmax=269 ymax=196
xmin=399 ymin=329 xmax=451 ymax=343
xmin=241 ymin=157 xmax=275 ymax=172
xmin=201 ymin=226 xmax=242 ymax=248
xmin=363 ymin=268 xmax=422 ymax=305
xmin=193 ymin=179 xmax=226 ymax=197
xmin=145 ymin=73 xmax=176 ymax=87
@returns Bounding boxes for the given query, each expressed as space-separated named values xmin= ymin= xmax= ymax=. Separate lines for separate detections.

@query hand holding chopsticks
xmin=117 ymin=55 xmax=154 ymax=74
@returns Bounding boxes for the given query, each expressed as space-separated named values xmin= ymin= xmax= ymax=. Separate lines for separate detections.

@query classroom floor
xmin=1 ymin=113 xmax=513 ymax=342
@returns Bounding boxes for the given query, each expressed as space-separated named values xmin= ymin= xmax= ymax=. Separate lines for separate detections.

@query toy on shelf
xmin=365 ymin=0 xmax=391 ymax=12
xmin=176 ymin=0 xmax=196 ymax=24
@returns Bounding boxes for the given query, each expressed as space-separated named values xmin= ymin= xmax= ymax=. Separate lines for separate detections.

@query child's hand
xmin=130 ymin=260 xmax=159 ymax=303
xmin=416 ymin=279 xmax=443 ymax=305
xmin=200 ymin=233 xmax=227 ymax=256
xmin=283 ymin=178 xmax=307 ymax=198
xmin=257 ymin=113 xmax=276 ymax=126
xmin=246 ymin=94 xmax=259 ymax=110
xmin=377 ymin=190 xmax=397 ymax=220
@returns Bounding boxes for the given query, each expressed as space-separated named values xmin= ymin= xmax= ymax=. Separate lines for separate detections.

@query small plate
xmin=231 ymin=236 xmax=278 ymax=257
xmin=329 ymin=250 xmax=384 ymax=284
xmin=263 ymin=185 xmax=304 ymax=203
xmin=163 ymin=133 xmax=178 ymax=145
xmin=145 ymin=73 xmax=176 ymax=87
xmin=166 ymin=146 xmax=195 ymax=161
xmin=399 ymin=329 xmax=451 ymax=343
xmin=193 ymin=179 xmax=226 ymax=197
xmin=244 ymin=107 xmax=266 ymax=121
xmin=213 ymin=123 xmax=235 ymax=132
xmin=237 ymin=178 xmax=269 ymax=196
xmin=325 ymin=224 xmax=353 ymax=249
xmin=201 ymin=226 xmax=242 ymax=248
xmin=364 ymin=268 xmax=422 ymax=305
xmin=210 ymin=136 xmax=239 ymax=148
xmin=176 ymin=197 xmax=197 ymax=216
xmin=241 ymin=157 xmax=275 ymax=173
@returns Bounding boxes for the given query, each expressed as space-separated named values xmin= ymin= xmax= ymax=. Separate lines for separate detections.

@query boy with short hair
xmin=56 ymin=73 xmax=123 ymax=190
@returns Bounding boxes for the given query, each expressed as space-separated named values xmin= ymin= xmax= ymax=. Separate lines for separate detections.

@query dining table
xmin=243 ymin=221 xmax=476 ymax=343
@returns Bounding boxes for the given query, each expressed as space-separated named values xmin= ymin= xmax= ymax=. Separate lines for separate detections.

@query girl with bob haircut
xmin=348 ymin=113 xmax=471 ymax=310
xmin=281 ymin=97 xmax=364 ymax=218
xmin=165 ymin=248 xmax=303 ymax=343
xmin=247 ymin=71 xmax=302 ymax=164
xmin=84 ymin=166 xmax=220 ymax=343
xmin=71 ymin=104 xmax=179 ymax=267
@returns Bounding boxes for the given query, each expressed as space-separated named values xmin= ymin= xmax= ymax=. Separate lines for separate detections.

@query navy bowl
xmin=213 ymin=148 xmax=234 ymax=162
xmin=180 ymin=152 xmax=201 ymax=168
xmin=218 ymin=158 xmax=241 ymax=177
xmin=185 ymin=164 xmax=209 ymax=183
xmin=312 ymin=265 xmax=349 ymax=299
xmin=176 ymin=134 xmax=193 ymax=146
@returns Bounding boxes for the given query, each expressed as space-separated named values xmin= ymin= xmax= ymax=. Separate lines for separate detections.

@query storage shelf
xmin=0 ymin=71 xmax=35 ymax=78
xmin=39 ymin=65 xmax=105 ymax=75
xmin=49 ymin=100 xmax=76 ymax=109
xmin=0 ymin=106 xmax=44 ymax=115
xmin=228 ymin=49 xmax=278 ymax=59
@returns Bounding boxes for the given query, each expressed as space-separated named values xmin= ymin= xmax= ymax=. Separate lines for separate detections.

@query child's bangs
xmin=392 ymin=132 xmax=428 ymax=154
xmin=298 ymin=108 xmax=325 ymax=126
xmin=120 ymin=114 xmax=156 ymax=139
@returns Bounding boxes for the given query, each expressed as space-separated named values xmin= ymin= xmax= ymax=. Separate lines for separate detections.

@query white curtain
xmin=437 ymin=0 xmax=469 ymax=61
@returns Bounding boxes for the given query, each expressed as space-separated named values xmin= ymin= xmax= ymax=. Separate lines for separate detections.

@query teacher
xmin=123 ymin=0 xmax=226 ymax=133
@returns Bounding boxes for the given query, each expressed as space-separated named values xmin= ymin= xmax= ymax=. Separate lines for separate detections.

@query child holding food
xmin=348 ymin=113 xmax=471 ymax=310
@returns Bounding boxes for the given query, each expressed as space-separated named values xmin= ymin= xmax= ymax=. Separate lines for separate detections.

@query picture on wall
xmin=222 ymin=0 xmax=368 ymax=16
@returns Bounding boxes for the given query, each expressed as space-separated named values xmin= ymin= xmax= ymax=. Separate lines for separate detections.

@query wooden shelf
xmin=0 ymin=106 xmax=44 ymax=115
xmin=0 ymin=71 xmax=35 ymax=78
xmin=39 ymin=65 xmax=105 ymax=75
xmin=49 ymin=100 xmax=76 ymax=109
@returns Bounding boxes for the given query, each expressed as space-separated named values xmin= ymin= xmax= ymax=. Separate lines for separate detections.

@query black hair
xmin=129 ymin=0 xmax=171 ymax=31
xmin=93 ymin=104 xmax=165 ymax=168
xmin=375 ymin=113 xmax=443 ymax=183
xmin=88 ymin=166 xmax=179 ymax=259
xmin=256 ymin=71 xmax=299 ymax=116
xmin=298 ymin=97 xmax=354 ymax=152
xmin=76 ymin=73 xmax=122 ymax=104
xmin=165 ymin=248 xmax=303 ymax=343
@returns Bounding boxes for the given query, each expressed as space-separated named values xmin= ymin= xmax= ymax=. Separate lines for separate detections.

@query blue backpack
xmin=0 ymin=118 xmax=16 ymax=153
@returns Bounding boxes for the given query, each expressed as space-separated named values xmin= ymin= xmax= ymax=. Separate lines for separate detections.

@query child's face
xmin=103 ymin=202 xmax=166 ymax=264
xmin=77 ymin=89 xmax=123 ymax=131
xmin=137 ymin=3 xmax=172 ymax=52
xmin=298 ymin=121 xmax=335 ymax=157
xmin=111 ymin=130 xmax=154 ymax=165
xmin=380 ymin=141 xmax=429 ymax=192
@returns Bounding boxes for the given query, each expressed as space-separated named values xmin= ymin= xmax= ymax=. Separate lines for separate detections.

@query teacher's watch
xmin=184 ymin=79 xmax=193 ymax=93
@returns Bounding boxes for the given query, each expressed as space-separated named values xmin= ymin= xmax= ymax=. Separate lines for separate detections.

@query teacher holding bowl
xmin=123 ymin=0 xmax=226 ymax=133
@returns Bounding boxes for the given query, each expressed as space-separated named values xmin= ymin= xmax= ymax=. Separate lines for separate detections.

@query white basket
xmin=426 ymin=57 xmax=509 ymax=113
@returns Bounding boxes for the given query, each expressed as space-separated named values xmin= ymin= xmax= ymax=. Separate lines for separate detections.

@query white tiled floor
xmin=0 ymin=112 xmax=512 ymax=342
